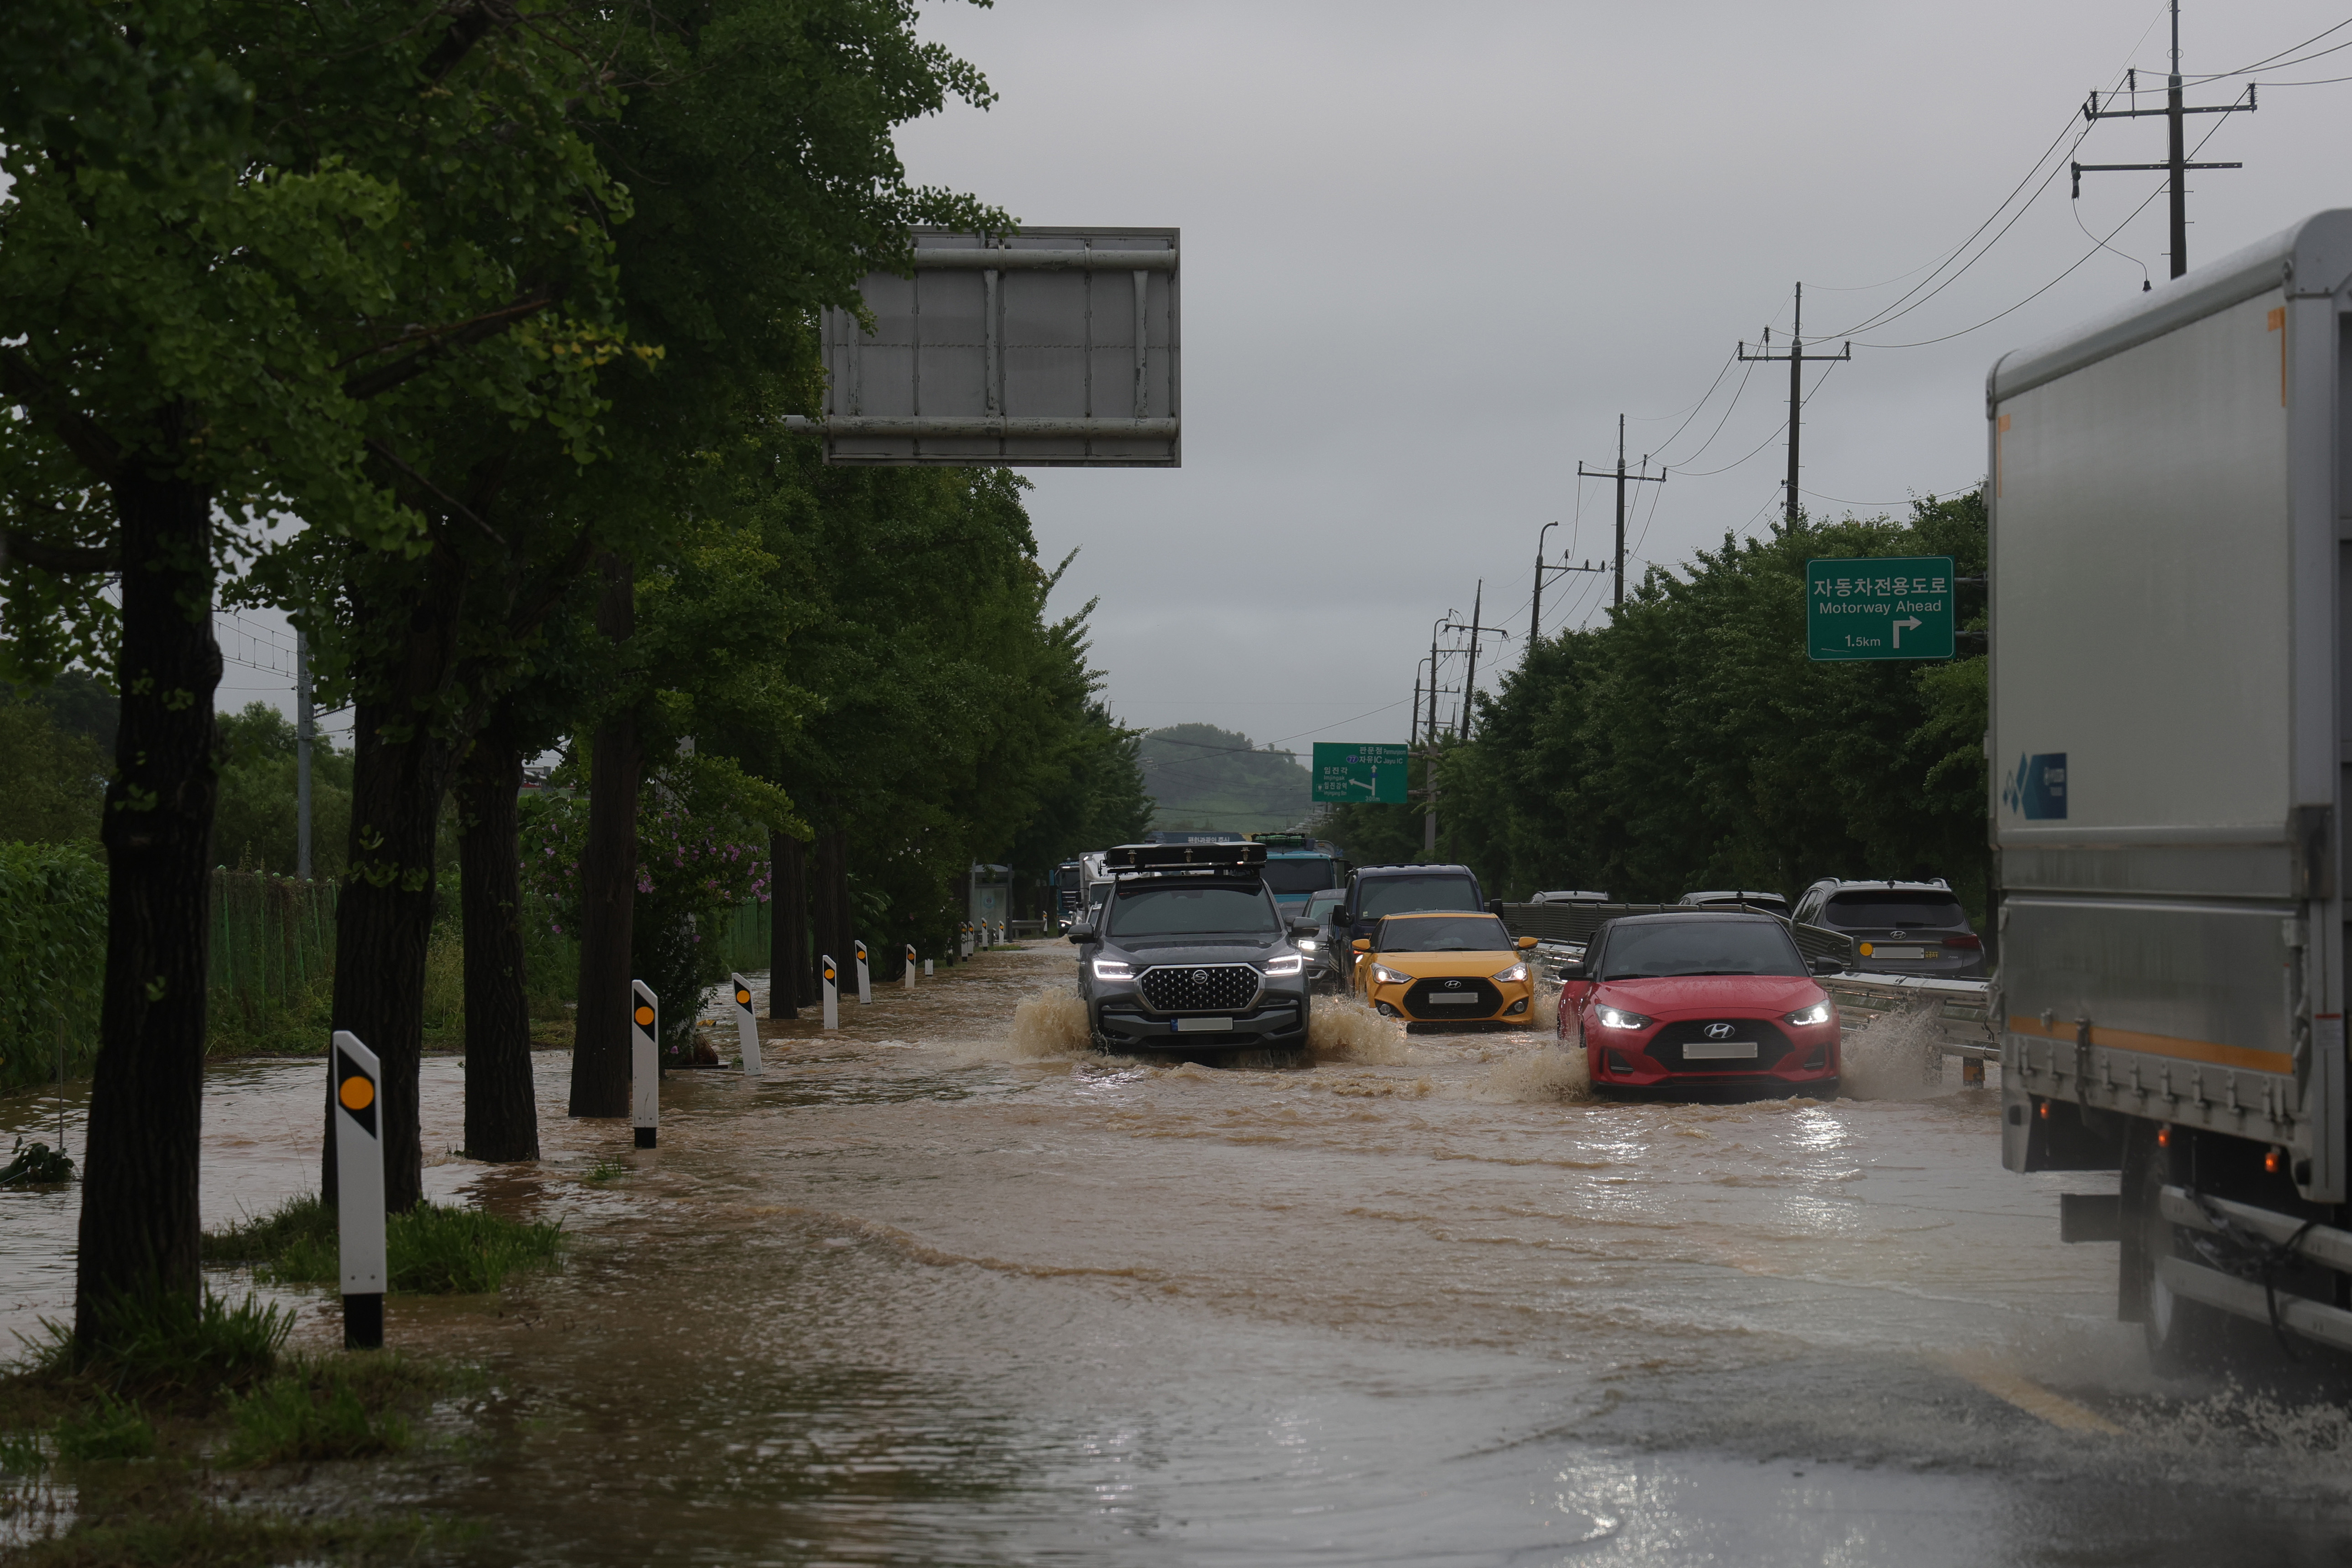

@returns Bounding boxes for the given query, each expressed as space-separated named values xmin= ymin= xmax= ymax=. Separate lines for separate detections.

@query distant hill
xmin=1139 ymin=724 xmax=1311 ymax=835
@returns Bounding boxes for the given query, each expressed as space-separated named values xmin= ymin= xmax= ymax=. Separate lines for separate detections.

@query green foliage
xmin=26 ymin=1290 xmax=290 ymax=1408
xmin=0 ymin=841 xmax=105 ymax=1094
xmin=1138 ymin=724 xmax=1311 ymax=835
xmin=1436 ymin=493 xmax=1991 ymax=915
xmin=223 ymin=1360 xmax=412 ymax=1467
xmin=0 ymin=696 xmax=106 ymax=844
xmin=205 ymin=1195 xmax=563 ymax=1295
xmin=0 ymin=1505 xmax=437 ymax=1567
xmin=52 ymin=1393 xmax=156 ymax=1463
xmin=209 ymin=702 xmax=351 ymax=880
xmin=2 ymin=0 xmax=633 ymax=686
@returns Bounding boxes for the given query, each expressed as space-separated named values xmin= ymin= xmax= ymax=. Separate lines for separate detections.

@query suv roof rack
xmin=1103 ymin=841 xmax=1268 ymax=874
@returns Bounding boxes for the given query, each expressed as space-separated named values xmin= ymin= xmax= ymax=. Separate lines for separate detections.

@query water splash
xmin=1838 ymin=1005 xmax=1947 ymax=1101
xmin=1308 ymin=992 xmax=1408 ymax=1065
xmin=1000 ymin=986 xmax=1093 ymax=1061
xmin=1472 ymin=1042 xmax=1591 ymax=1103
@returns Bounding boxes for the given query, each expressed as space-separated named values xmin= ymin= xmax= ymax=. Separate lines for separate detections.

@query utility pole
xmin=1531 ymin=520 xmax=1609 ymax=641
xmin=1738 ymin=285 xmax=1849 ymax=527
xmin=1576 ymin=414 xmax=1665 ymax=607
xmin=296 ymin=630 xmax=314 ymax=880
xmin=1459 ymin=582 xmax=1481 ymax=741
xmin=2073 ymin=2 xmax=2252 ymax=280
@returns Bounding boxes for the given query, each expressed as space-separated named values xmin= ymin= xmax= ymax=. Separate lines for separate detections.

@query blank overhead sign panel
xmin=796 ymin=228 xmax=1180 ymax=467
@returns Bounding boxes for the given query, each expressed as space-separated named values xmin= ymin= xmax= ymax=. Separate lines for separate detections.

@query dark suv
xmin=1790 ymin=878 xmax=1983 ymax=978
xmin=1331 ymin=864 xmax=1488 ymax=989
xmin=1070 ymin=842 xmax=1316 ymax=1055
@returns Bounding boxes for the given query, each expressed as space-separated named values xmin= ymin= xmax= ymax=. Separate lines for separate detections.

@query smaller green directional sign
xmin=1312 ymin=743 xmax=1408 ymax=804
xmin=1806 ymin=555 xmax=1956 ymax=661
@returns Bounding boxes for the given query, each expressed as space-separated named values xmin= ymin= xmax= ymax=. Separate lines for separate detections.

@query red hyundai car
xmin=1556 ymin=912 xmax=1843 ymax=1096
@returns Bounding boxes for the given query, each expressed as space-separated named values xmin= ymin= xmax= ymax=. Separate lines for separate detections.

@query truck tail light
xmin=2266 ymin=1146 xmax=2284 ymax=1175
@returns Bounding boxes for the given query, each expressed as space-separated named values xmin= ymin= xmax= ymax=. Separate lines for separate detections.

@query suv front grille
xmin=1644 ymin=1019 xmax=1796 ymax=1072
xmin=1137 ymin=963 xmax=1263 ymax=1013
xmin=1403 ymin=977 xmax=1502 ymax=1019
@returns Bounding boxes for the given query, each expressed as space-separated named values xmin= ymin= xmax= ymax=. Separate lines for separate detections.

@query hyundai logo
xmin=1444 ymin=978 xmax=1463 ymax=989
xmin=1705 ymin=1022 xmax=1735 ymax=1040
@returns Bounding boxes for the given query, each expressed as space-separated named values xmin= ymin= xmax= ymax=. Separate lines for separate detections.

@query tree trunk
xmin=326 ymin=704 xmax=455 ymax=1212
xmin=828 ymin=827 xmax=853 ymax=981
xmin=768 ymin=830 xmax=801 ymax=1019
xmin=811 ymin=824 xmax=843 ymax=985
xmin=458 ymin=730 xmax=539 ymax=1161
xmin=75 ymin=423 xmax=220 ymax=1342
xmin=570 ymin=554 xmax=638 ymax=1118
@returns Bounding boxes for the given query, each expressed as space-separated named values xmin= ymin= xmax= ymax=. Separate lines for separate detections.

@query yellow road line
xmin=1955 ymin=1364 xmax=2125 ymax=1436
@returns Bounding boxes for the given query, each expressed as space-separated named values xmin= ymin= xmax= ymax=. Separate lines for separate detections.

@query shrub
xmin=223 ymin=1360 xmax=411 ymax=1467
xmin=52 ymin=1393 xmax=156 ymax=1462
xmin=25 ymin=1289 xmax=291 ymax=1407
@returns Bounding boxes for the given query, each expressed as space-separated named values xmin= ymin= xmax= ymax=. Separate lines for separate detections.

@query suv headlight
xmin=1785 ymin=1000 xmax=1833 ymax=1027
xmin=1371 ymin=963 xmax=1413 ymax=986
xmin=1262 ymin=954 xmax=1303 ymax=977
xmin=1593 ymin=1005 xmax=1653 ymax=1030
xmin=1491 ymin=962 xmax=1528 ymax=983
xmin=1091 ymin=958 xmax=1134 ymax=981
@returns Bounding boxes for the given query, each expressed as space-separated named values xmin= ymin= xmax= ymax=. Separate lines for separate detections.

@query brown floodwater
xmin=6 ymin=943 xmax=2352 ymax=1564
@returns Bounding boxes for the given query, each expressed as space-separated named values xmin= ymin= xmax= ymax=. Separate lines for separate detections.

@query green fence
xmin=0 ymin=842 xmax=106 ymax=1095
xmin=209 ymin=870 xmax=339 ymax=1053
xmin=711 ymin=901 xmax=773 ymax=977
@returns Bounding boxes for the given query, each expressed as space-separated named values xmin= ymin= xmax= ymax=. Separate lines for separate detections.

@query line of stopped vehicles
xmin=1057 ymin=212 xmax=2352 ymax=1375
xmin=1055 ymin=834 xmax=1983 ymax=1099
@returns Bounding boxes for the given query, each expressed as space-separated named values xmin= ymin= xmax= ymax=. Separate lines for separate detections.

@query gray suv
xmin=1070 ymin=842 xmax=1316 ymax=1055
xmin=1790 ymin=878 xmax=1983 ymax=978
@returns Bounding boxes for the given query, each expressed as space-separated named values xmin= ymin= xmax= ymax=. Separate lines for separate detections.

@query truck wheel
xmin=2129 ymin=1122 xmax=2223 ymax=1373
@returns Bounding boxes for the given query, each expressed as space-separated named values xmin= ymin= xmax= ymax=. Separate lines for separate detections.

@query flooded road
xmin=6 ymin=942 xmax=2352 ymax=1564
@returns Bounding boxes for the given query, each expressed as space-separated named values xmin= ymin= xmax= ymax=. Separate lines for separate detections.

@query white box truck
xmin=1991 ymin=210 xmax=2352 ymax=1363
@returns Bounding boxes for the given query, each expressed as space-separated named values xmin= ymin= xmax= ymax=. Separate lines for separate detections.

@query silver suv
xmin=1790 ymin=878 xmax=1983 ymax=978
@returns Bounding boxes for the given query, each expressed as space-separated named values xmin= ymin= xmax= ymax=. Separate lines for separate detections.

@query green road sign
xmin=1806 ymin=555 xmax=1956 ymax=661
xmin=1312 ymin=743 xmax=1408 ymax=804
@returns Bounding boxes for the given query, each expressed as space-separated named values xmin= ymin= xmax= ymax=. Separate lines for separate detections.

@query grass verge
xmin=204 ymin=1195 xmax=564 ymax=1295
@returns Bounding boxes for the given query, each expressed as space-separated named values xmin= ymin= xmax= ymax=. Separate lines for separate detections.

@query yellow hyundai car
xmin=1351 ymin=911 xmax=1541 ymax=1025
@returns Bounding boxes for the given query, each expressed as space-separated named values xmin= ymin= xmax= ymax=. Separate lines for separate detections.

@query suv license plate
xmin=1872 ymin=946 xmax=1926 ymax=959
xmin=1173 ymin=1017 xmax=1232 ymax=1033
xmin=1682 ymin=1041 xmax=1758 ymax=1060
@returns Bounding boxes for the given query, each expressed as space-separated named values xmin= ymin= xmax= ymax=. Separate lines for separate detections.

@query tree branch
xmin=0 ymin=526 xmax=120 ymax=575
xmin=363 ymin=439 xmax=509 ymax=550
xmin=341 ymin=295 xmax=552 ymax=402
xmin=419 ymin=0 xmax=520 ymax=85
xmin=0 ymin=348 xmax=125 ymax=481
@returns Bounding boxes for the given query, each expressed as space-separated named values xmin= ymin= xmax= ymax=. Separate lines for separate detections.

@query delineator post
xmin=904 ymin=944 xmax=917 ymax=990
xmin=332 ymin=1029 xmax=386 ymax=1350
xmin=855 ymin=940 xmax=872 ymax=1005
xmin=731 ymin=972 xmax=761 ymax=1077
xmin=821 ymin=954 xmax=839 ymax=1030
xmin=632 ymin=979 xmax=659 ymax=1148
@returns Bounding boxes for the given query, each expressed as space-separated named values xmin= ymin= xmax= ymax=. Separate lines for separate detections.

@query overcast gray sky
xmin=894 ymin=0 xmax=2352 ymax=756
